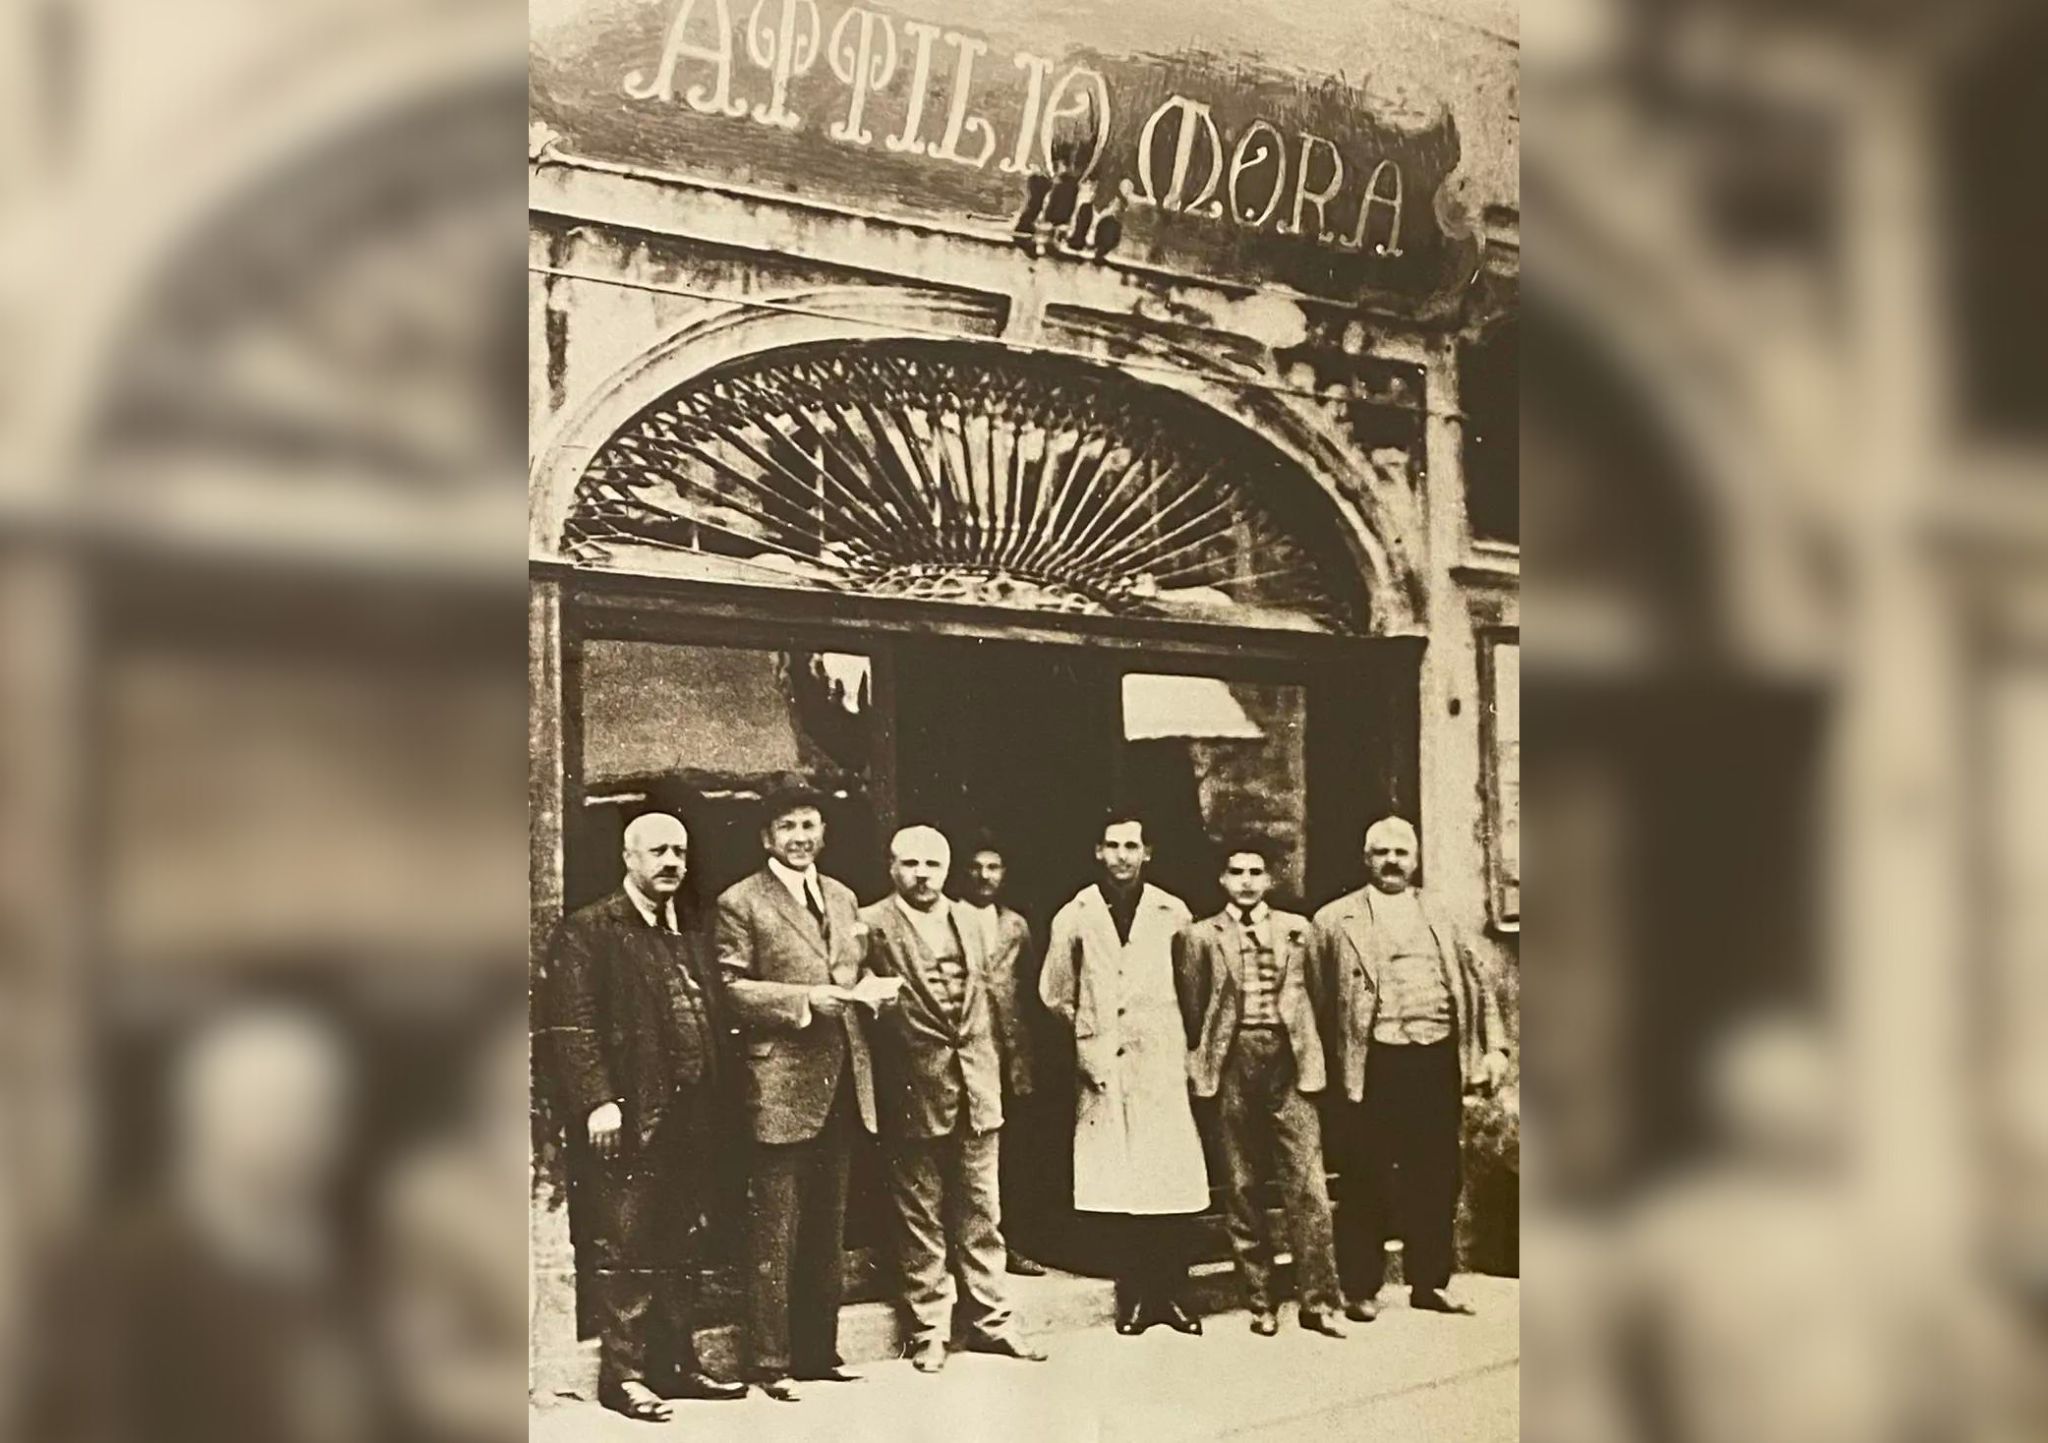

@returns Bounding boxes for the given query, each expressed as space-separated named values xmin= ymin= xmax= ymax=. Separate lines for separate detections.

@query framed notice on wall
xmin=1481 ymin=631 xmax=1521 ymax=928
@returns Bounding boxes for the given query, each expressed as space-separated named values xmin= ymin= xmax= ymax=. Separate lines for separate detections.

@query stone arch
xmin=530 ymin=286 xmax=1420 ymax=634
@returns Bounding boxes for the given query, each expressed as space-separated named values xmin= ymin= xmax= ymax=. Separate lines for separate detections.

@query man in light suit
xmin=956 ymin=835 xmax=1051 ymax=1276
xmin=1174 ymin=837 xmax=1345 ymax=1338
xmin=861 ymin=825 xmax=1048 ymax=1374
xmin=545 ymin=811 xmax=748 ymax=1422
xmin=714 ymin=786 xmax=881 ymax=1402
xmin=1312 ymin=815 xmax=1510 ymax=1320
xmin=1041 ymin=812 xmax=1210 ymax=1336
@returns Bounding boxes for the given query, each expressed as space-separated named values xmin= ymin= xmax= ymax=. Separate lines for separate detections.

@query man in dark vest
xmin=714 ymin=785 xmax=879 ymax=1402
xmin=1313 ymin=815 xmax=1510 ymax=1320
xmin=545 ymin=811 xmax=747 ymax=1423
xmin=1175 ymin=836 xmax=1345 ymax=1338
xmin=861 ymin=825 xmax=1049 ymax=1374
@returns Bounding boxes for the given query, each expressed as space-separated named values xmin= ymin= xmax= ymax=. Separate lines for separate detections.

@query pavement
xmin=529 ymin=1274 xmax=1519 ymax=1442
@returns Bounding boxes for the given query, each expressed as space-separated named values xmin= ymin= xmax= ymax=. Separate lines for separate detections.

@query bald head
xmin=623 ymin=812 xmax=689 ymax=898
xmin=1364 ymin=815 xmax=1419 ymax=893
xmin=888 ymin=825 xmax=951 ymax=910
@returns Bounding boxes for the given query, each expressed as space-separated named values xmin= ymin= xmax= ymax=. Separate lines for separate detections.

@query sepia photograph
xmin=526 ymin=0 xmax=1520 ymax=1436
xmin=4 ymin=0 xmax=2046 ymax=1437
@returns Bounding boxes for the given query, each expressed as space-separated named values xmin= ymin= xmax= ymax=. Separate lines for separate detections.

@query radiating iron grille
xmin=566 ymin=340 xmax=1365 ymax=633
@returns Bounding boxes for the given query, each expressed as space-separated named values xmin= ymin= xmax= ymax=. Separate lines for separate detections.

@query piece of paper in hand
xmin=850 ymin=975 xmax=904 ymax=1011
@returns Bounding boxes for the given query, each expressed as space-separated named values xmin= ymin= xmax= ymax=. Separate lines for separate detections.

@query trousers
xmin=585 ymin=1086 xmax=712 ymax=1391
xmin=1334 ymin=1039 xmax=1463 ymax=1299
xmin=885 ymin=1124 xmax=1012 ymax=1345
xmin=1090 ymin=1210 xmax=1196 ymax=1314
xmin=1216 ymin=1028 xmax=1340 ymax=1313
xmin=743 ymin=1080 xmax=854 ymax=1378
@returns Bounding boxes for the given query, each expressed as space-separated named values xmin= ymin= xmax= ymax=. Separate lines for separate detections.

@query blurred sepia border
xmin=0 ymin=3 xmax=527 ymax=1441
xmin=1524 ymin=0 xmax=2047 ymax=1438
xmin=0 ymin=0 xmax=2043 ymax=1438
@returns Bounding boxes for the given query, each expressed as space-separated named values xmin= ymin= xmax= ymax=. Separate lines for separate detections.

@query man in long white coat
xmin=1040 ymin=812 xmax=1210 ymax=1335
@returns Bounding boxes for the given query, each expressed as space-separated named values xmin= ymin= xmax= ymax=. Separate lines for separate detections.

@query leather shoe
xmin=1344 ymin=1299 xmax=1380 ymax=1323
xmin=1250 ymin=1312 xmax=1278 ymax=1337
xmin=1006 ymin=1249 xmax=1049 ymax=1277
xmin=754 ymin=1376 xmax=800 ymax=1404
xmin=1114 ymin=1298 xmax=1149 ymax=1335
xmin=1300 ymin=1310 xmax=1347 ymax=1338
xmin=1411 ymin=1290 xmax=1476 ymax=1315
xmin=910 ymin=1339 xmax=947 ymax=1374
xmin=795 ymin=1365 xmax=863 ymax=1383
xmin=962 ymin=1334 xmax=1048 ymax=1361
xmin=661 ymin=1371 xmax=747 ymax=1401
xmin=1156 ymin=1301 xmax=1202 ymax=1336
xmin=599 ymin=1381 xmax=673 ymax=1423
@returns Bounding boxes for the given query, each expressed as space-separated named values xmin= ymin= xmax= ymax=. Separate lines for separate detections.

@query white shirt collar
xmin=767 ymin=856 xmax=820 ymax=904
xmin=1230 ymin=900 xmax=1272 ymax=927
xmin=623 ymin=876 xmax=676 ymax=931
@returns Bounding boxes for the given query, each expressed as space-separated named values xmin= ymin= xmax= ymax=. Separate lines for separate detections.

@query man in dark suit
xmin=544 ymin=811 xmax=746 ymax=1423
xmin=956 ymin=835 xmax=1052 ymax=1276
xmin=714 ymin=786 xmax=880 ymax=1402
xmin=862 ymin=825 xmax=1048 ymax=1374
xmin=1312 ymin=815 xmax=1510 ymax=1320
xmin=1174 ymin=837 xmax=1344 ymax=1338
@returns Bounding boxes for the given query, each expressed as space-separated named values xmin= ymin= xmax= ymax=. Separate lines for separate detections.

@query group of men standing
xmin=544 ymin=786 xmax=1509 ymax=1423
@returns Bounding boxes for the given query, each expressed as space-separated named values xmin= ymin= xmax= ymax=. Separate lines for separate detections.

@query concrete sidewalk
xmin=529 ymin=1275 xmax=1519 ymax=1442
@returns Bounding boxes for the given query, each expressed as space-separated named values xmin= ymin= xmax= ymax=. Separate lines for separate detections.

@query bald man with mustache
xmin=545 ymin=811 xmax=746 ymax=1422
xmin=860 ymin=826 xmax=1046 ymax=1374
xmin=1312 ymin=816 xmax=1510 ymax=1319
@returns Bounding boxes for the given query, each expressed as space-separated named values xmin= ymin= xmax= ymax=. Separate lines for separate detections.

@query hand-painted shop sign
xmin=531 ymin=0 xmax=1474 ymax=304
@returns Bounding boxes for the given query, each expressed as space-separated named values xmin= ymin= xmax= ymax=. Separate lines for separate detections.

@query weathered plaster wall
xmin=527 ymin=164 xmax=1514 ymax=942
xmin=527 ymin=175 xmax=1450 ymax=625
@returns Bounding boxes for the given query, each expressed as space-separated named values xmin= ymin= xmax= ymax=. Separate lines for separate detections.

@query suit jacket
xmin=970 ymin=903 xmax=1038 ymax=1097
xmin=1174 ymin=907 xmax=1327 ymax=1099
xmin=1310 ymin=886 xmax=1506 ymax=1104
xmin=859 ymin=899 xmax=1005 ymax=1141
xmin=544 ymin=888 xmax=724 ymax=1150
xmin=715 ymin=866 xmax=878 ymax=1144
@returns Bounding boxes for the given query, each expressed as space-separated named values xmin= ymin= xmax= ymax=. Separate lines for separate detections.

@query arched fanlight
xmin=565 ymin=339 xmax=1366 ymax=633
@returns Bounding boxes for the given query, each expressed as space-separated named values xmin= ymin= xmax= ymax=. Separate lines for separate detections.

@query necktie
xmin=1238 ymin=908 xmax=1260 ymax=946
xmin=805 ymin=878 xmax=827 ymax=930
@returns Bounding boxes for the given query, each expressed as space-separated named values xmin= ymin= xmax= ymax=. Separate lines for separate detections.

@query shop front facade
xmin=528 ymin=0 xmax=1519 ymax=1383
